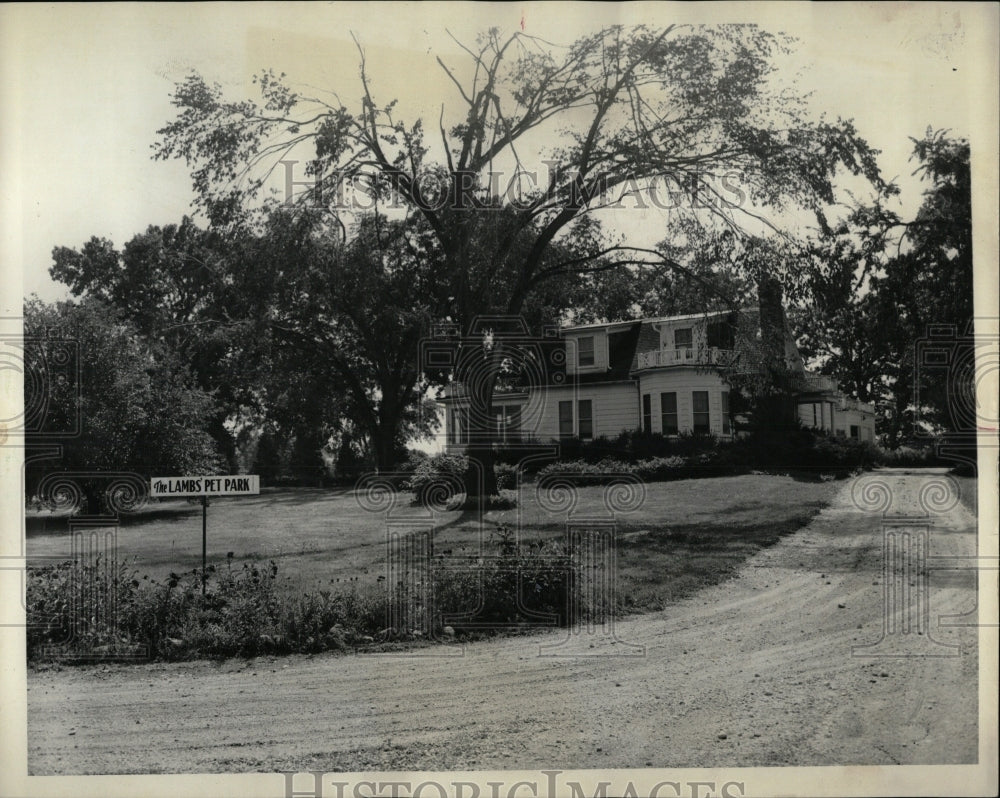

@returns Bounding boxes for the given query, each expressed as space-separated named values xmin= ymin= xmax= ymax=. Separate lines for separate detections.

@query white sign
xmin=150 ymin=475 xmax=260 ymax=498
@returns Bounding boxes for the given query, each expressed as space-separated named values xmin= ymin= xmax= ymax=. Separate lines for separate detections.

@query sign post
xmin=201 ymin=496 xmax=208 ymax=595
xmin=150 ymin=476 xmax=261 ymax=596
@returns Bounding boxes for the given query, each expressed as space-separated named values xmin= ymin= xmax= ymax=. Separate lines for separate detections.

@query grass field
xmin=27 ymin=474 xmax=841 ymax=613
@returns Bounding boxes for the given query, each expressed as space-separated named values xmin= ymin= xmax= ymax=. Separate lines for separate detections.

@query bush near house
xmin=535 ymin=427 xmax=883 ymax=485
xmin=494 ymin=431 xmax=719 ymax=469
xmin=421 ymin=427 xmax=886 ymax=496
xmin=406 ymin=454 xmax=469 ymax=504
xmin=407 ymin=454 xmax=523 ymax=504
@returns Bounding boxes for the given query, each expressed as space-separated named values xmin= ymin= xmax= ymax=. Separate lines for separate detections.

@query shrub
xmin=537 ymin=458 xmax=633 ymax=485
xmin=26 ymin=556 xmax=144 ymax=659
xmin=724 ymin=427 xmax=883 ymax=475
xmin=494 ymin=462 xmax=521 ymax=491
xmin=26 ymin=556 xmax=397 ymax=662
xmin=542 ymin=431 xmax=718 ymax=464
xmin=880 ymin=445 xmax=943 ymax=468
xmin=407 ymin=453 xmax=468 ymax=505
xmin=492 ymin=439 xmax=559 ymax=472
xmin=534 ymin=426 xmax=887 ymax=484
xmin=430 ymin=524 xmax=592 ymax=630
xmin=26 ymin=521 xmax=600 ymax=662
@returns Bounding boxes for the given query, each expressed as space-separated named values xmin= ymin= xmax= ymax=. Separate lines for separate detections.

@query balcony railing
xmin=635 ymin=347 xmax=734 ymax=369
xmin=803 ymin=373 xmax=839 ymax=393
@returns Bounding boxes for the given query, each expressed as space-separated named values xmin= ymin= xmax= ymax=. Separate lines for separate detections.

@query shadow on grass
xmin=615 ymin=510 xmax=824 ymax=613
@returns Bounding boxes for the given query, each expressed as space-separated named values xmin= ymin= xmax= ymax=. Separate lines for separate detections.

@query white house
xmin=440 ymin=307 xmax=876 ymax=447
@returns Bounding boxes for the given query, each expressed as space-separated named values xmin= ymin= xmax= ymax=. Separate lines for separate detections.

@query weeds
xmin=26 ymin=524 xmax=598 ymax=663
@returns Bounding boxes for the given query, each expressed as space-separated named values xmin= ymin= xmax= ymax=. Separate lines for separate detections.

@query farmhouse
xmin=440 ymin=306 xmax=876 ymax=447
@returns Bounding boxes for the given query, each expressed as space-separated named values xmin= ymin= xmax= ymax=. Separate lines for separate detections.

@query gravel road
xmin=26 ymin=470 xmax=981 ymax=774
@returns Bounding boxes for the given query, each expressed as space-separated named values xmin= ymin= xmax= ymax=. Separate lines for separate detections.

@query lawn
xmin=26 ymin=474 xmax=841 ymax=613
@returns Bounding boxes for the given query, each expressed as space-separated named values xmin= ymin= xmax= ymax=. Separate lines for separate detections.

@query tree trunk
xmin=757 ymin=274 xmax=797 ymax=430
xmin=370 ymin=422 xmax=398 ymax=473
xmin=461 ymin=366 xmax=499 ymax=499
xmin=83 ymin=482 xmax=105 ymax=515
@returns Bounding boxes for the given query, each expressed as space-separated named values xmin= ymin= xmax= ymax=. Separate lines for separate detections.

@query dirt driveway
xmin=26 ymin=469 xmax=981 ymax=774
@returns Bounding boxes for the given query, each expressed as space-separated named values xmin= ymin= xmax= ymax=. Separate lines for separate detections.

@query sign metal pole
xmin=201 ymin=496 xmax=207 ymax=596
xmin=148 ymin=476 xmax=260 ymax=601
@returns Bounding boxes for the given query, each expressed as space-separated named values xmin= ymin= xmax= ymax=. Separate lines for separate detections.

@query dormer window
xmin=578 ymin=336 xmax=595 ymax=367
xmin=674 ymin=328 xmax=693 ymax=349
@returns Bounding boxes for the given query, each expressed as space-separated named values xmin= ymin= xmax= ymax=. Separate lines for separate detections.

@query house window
xmin=722 ymin=391 xmax=731 ymax=434
xmin=692 ymin=391 xmax=710 ymax=433
xmin=660 ymin=392 xmax=678 ymax=435
xmin=493 ymin=406 xmax=522 ymax=444
xmin=812 ymin=403 xmax=818 ymax=427
xmin=706 ymin=319 xmax=735 ymax=350
xmin=642 ymin=394 xmax=652 ymax=434
xmin=450 ymin=407 xmax=470 ymax=444
xmin=674 ymin=328 xmax=693 ymax=349
xmin=508 ymin=406 xmax=521 ymax=443
xmin=578 ymin=400 xmax=593 ymax=440
xmin=850 ymin=424 xmax=860 ymax=439
xmin=558 ymin=400 xmax=574 ymax=439
xmin=578 ymin=336 xmax=595 ymax=367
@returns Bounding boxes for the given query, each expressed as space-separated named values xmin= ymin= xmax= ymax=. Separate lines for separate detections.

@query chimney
xmin=757 ymin=273 xmax=785 ymax=367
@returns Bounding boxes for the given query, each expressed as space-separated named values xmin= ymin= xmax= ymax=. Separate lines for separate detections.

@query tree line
xmin=25 ymin=25 xmax=973 ymax=507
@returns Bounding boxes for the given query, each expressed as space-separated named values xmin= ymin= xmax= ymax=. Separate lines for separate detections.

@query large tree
xmin=155 ymin=24 xmax=884 ymax=493
xmin=24 ymin=297 xmax=224 ymax=513
xmin=228 ymin=209 xmax=443 ymax=471
xmin=792 ymin=129 xmax=972 ymax=446
xmin=50 ymin=218 xmax=242 ymax=468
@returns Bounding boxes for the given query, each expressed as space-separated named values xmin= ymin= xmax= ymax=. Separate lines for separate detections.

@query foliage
xmin=792 ymin=129 xmax=973 ymax=446
xmin=493 ymin=462 xmax=521 ymax=491
xmin=406 ymin=453 xmax=469 ymax=505
xmin=430 ymin=525 xmax=585 ymax=630
xmin=50 ymin=218 xmax=242 ymax=468
xmin=47 ymin=210 xmax=444 ymax=475
xmin=23 ymin=297 xmax=225 ymax=511
xmin=550 ymin=430 xmax=720 ymax=464
xmin=26 ymin=525 xmax=592 ymax=661
xmin=155 ymin=24 xmax=885 ymax=493
xmin=227 ymin=210 xmax=443 ymax=471
xmin=564 ymin=222 xmax=751 ymax=324
xmin=538 ymin=427 xmax=883 ymax=484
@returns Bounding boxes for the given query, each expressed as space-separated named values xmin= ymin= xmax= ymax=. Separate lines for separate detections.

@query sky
xmin=1 ymin=2 xmax=997 ymax=309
